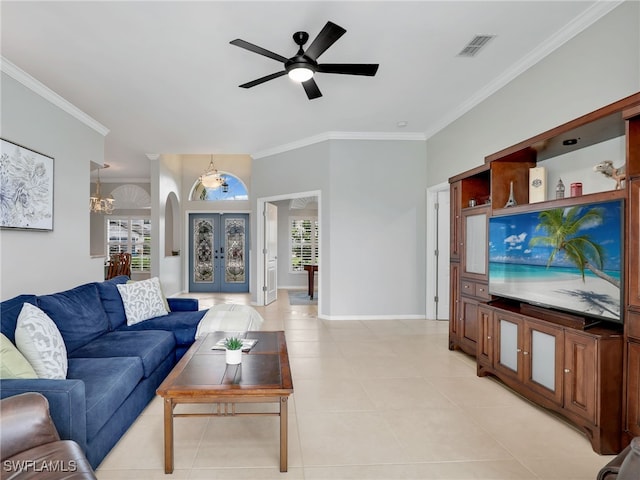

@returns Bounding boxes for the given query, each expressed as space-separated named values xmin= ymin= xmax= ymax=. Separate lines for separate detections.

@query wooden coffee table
xmin=156 ymin=331 xmax=293 ymax=473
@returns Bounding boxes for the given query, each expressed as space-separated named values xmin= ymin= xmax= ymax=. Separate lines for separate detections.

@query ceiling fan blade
xmin=230 ymin=39 xmax=288 ymax=63
xmin=239 ymin=71 xmax=287 ymax=89
xmin=304 ymin=21 xmax=346 ymax=60
xmin=316 ymin=63 xmax=379 ymax=76
xmin=302 ymin=78 xmax=322 ymax=100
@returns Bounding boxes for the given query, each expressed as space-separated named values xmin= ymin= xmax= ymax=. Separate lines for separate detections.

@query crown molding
xmin=424 ymin=0 xmax=624 ymax=139
xmin=1 ymin=56 xmax=110 ymax=137
xmin=252 ymin=131 xmax=426 ymax=159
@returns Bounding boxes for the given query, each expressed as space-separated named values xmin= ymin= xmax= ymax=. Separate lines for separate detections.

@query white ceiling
xmin=1 ymin=1 xmax=617 ymax=181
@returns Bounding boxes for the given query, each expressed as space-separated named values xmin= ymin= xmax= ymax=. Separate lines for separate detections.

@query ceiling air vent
xmin=458 ymin=34 xmax=496 ymax=57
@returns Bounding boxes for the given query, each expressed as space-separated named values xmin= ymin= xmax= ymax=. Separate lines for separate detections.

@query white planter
xmin=225 ymin=348 xmax=242 ymax=365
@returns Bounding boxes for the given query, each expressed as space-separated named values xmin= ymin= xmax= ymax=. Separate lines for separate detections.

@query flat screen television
xmin=488 ymin=199 xmax=623 ymax=324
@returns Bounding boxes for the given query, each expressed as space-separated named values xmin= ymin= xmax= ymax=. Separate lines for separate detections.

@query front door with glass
xmin=188 ymin=213 xmax=249 ymax=292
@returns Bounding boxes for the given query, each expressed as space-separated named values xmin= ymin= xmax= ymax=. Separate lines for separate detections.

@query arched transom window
xmin=190 ymin=173 xmax=248 ymax=201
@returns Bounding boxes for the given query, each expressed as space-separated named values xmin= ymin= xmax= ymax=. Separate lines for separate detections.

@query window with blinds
xmin=290 ymin=217 xmax=318 ymax=272
xmin=107 ymin=218 xmax=151 ymax=272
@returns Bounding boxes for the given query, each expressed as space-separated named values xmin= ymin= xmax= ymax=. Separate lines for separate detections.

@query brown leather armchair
xmin=0 ymin=392 xmax=96 ymax=479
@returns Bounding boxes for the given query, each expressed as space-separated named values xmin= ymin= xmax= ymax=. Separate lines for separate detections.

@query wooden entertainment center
xmin=448 ymin=92 xmax=640 ymax=454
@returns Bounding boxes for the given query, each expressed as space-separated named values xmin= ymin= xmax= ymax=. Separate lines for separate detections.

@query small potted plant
xmin=224 ymin=337 xmax=243 ymax=365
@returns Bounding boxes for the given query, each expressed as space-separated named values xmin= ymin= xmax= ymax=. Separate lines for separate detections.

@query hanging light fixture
xmin=90 ymin=164 xmax=115 ymax=214
xmin=200 ymin=156 xmax=225 ymax=189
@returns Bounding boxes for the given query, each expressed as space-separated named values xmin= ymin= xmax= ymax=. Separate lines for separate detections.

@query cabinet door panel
xmin=461 ymin=208 xmax=488 ymax=280
xmin=530 ymin=330 xmax=557 ymax=391
xmin=450 ymin=182 xmax=461 ymax=260
xmin=477 ymin=306 xmax=493 ymax=368
xmin=461 ymin=298 xmax=478 ymax=345
xmin=449 ymin=263 xmax=460 ymax=340
xmin=524 ymin=321 xmax=563 ymax=405
xmin=564 ymin=330 xmax=597 ymax=423
xmin=626 ymin=342 xmax=640 ymax=437
xmin=629 ymin=180 xmax=640 ymax=308
xmin=495 ymin=316 xmax=521 ymax=378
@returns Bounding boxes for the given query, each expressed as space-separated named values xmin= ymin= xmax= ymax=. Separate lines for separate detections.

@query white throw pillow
xmin=15 ymin=303 xmax=68 ymax=379
xmin=117 ymin=277 xmax=169 ymax=326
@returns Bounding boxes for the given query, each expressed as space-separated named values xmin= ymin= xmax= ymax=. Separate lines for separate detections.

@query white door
xmin=427 ymin=183 xmax=451 ymax=320
xmin=264 ymin=202 xmax=278 ymax=305
xmin=436 ymin=190 xmax=450 ymax=319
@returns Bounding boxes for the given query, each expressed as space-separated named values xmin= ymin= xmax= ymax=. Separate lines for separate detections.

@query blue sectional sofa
xmin=0 ymin=275 xmax=206 ymax=469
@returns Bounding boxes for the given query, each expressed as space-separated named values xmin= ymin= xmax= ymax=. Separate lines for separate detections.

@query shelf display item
xmin=504 ymin=181 xmax=517 ymax=207
xmin=529 ymin=167 xmax=547 ymax=203
xmin=555 ymin=178 xmax=565 ymax=199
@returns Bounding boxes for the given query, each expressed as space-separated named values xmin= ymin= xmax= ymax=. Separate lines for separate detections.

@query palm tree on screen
xmin=528 ymin=206 xmax=619 ymax=288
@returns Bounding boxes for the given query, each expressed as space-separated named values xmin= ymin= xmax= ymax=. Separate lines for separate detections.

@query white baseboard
xmin=318 ymin=314 xmax=427 ymax=321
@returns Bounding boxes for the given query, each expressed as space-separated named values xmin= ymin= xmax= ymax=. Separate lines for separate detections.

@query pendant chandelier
xmin=200 ymin=156 xmax=225 ymax=190
xmin=90 ymin=164 xmax=115 ymax=214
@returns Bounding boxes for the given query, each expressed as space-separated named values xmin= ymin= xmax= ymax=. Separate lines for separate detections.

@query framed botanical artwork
xmin=0 ymin=139 xmax=54 ymax=231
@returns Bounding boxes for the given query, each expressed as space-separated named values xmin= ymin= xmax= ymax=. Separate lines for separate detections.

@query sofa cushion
xmin=117 ymin=277 xmax=168 ymax=326
xmin=0 ymin=295 xmax=38 ymax=343
xmin=15 ymin=304 xmax=68 ymax=379
xmin=67 ymin=357 xmax=143 ymax=440
xmin=95 ymin=275 xmax=130 ymax=331
xmin=0 ymin=333 xmax=37 ymax=379
xmin=117 ymin=310 xmax=206 ymax=347
xmin=166 ymin=297 xmax=198 ymax=312
xmin=68 ymin=330 xmax=175 ymax=378
xmin=37 ymin=283 xmax=110 ymax=354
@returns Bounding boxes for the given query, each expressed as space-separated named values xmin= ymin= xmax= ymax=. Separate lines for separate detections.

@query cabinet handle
xmin=487 ymin=336 xmax=491 ymax=340
xmin=516 ymin=348 xmax=522 ymax=353
xmin=478 ymin=288 xmax=484 ymax=292
xmin=464 ymin=285 xmax=470 ymax=289
xmin=523 ymin=351 xmax=529 ymax=355
xmin=564 ymin=368 xmax=571 ymax=373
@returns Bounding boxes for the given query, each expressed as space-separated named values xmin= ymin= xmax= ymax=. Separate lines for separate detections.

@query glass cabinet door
xmin=530 ymin=329 xmax=556 ymax=391
xmin=524 ymin=320 xmax=563 ymax=405
xmin=499 ymin=319 xmax=519 ymax=373
xmin=462 ymin=208 xmax=488 ymax=278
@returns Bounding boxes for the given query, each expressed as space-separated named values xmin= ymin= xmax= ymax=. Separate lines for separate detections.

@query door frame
xmin=255 ymin=190 xmax=322 ymax=307
xmin=183 ymin=208 xmax=250 ymax=293
xmin=426 ymin=181 xmax=450 ymax=320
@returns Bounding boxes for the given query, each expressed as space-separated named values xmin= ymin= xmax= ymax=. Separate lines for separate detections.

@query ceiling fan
xmin=230 ymin=21 xmax=379 ymax=100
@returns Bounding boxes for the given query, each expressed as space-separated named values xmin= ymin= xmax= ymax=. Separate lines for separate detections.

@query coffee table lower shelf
xmin=162 ymin=395 xmax=290 ymax=473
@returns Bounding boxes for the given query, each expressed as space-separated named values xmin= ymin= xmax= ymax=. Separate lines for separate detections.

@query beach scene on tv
xmin=489 ymin=200 xmax=622 ymax=323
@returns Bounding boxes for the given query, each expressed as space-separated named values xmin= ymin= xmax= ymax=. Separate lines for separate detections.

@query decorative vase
xmin=504 ymin=181 xmax=517 ymax=208
xmin=225 ymin=348 xmax=242 ymax=365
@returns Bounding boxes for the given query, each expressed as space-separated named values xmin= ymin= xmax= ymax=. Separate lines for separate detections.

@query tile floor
xmin=96 ymin=290 xmax=613 ymax=479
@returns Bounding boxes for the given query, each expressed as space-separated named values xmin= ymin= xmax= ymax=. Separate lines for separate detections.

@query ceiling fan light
xmin=288 ymin=67 xmax=314 ymax=83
